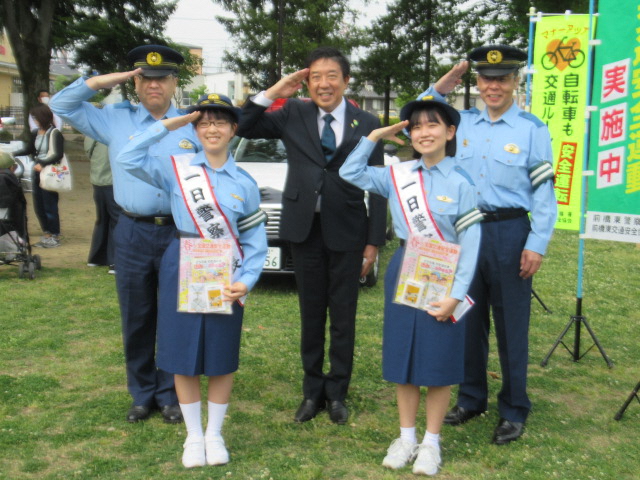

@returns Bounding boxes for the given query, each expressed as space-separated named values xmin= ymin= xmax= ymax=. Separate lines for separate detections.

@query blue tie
xmin=321 ymin=114 xmax=336 ymax=161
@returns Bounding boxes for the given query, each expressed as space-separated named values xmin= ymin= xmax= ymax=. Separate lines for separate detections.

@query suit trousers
xmin=290 ymin=214 xmax=363 ymax=402
xmin=457 ymin=215 xmax=533 ymax=423
xmin=114 ymin=214 xmax=177 ymax=408
xmin=88 ymin=184 xmax=122 ymax=266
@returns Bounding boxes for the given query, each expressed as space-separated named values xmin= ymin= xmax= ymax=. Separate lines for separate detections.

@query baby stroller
xmin=0 ymin=163 xmax=41 ymax=279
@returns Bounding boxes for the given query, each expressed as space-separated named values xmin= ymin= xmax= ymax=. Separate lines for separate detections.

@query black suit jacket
xmin=237 ymin=98 xmax=387 ymax=251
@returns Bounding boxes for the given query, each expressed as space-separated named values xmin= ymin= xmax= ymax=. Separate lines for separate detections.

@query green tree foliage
xmin=213 ymin=0 xmax=362 ymax=92
xmin=355 ymin=0 xmax=486 ymax=117
xmin=0 ymin=0 xmax=200 ymax=136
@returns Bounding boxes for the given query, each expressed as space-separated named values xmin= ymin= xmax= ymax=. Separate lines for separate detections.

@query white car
xmin=231 ymin=136 xmax=381 ymax=287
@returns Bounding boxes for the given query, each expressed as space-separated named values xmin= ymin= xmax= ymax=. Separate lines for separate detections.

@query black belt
xmin=123 ymin=211 xmax=174 ymax=226
xmin=481 ymin=208 xmax=528 ymax=223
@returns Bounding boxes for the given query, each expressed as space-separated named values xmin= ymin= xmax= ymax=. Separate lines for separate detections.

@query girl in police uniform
xmin=117 ymin=94 xmax=267 ymax=469
xmin=339 ymin=97 xmax=481 ymax=476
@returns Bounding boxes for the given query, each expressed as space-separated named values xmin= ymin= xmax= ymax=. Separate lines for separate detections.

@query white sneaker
xmin=382 ymin=438 xmax=418 ymax=470
xmin=412 ymin=444 xmax=441 ymax=476
xmin=182 ymin=436 xmax=206 ymax=468
xmin=205 ymin=436 xmax=229 ymax=465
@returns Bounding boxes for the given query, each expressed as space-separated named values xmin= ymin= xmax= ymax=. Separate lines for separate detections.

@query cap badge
xmin=487 ymin=50 xmax=503 ymax=64
xmin=208 ymin=94 xmax=220 ymax=101
xmin=146 ymin=52 xmax=163 ymax=66
xmin=504 ymin=143 xmax=520 ymax=154
xmin=179 ymin=139 xmax=194 ymax=150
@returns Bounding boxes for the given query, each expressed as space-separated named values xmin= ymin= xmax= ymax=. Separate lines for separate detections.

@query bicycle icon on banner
xmin=541 ymin=36 xmax=586 ymax=70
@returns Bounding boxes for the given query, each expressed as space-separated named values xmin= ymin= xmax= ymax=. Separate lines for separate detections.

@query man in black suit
xmin=237 ymin=47 xmax=386 ymax=424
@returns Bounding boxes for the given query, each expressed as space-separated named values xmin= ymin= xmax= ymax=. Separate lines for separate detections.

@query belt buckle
xmin=154 ymin=217 xmax=165 ymax=226
xmin=482 ymin=211 xmax=498 ymax=222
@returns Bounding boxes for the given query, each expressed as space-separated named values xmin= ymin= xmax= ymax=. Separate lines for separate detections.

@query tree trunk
xmin=2 ymin=0 xmax=55 ymax=139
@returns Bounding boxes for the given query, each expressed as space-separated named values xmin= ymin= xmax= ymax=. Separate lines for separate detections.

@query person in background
xmin=340 ymin=96 xmax=481 ymax=476
xmin=50 ymin=44 xmax=200 ymax=424
xmin=418 ymin=45 xmax=557 ymax=445
xmin=13 ymin=104 xmax=63 ymax=248
xmin=29 ymin=90 xmax=63 ymax=131
xmin=116 ymin=93 xmax=267 ymax=468
xmin=236 ymin=46 xmax=387 ymax=425
xmin=85 ymin=134 xmax=121 ymax=274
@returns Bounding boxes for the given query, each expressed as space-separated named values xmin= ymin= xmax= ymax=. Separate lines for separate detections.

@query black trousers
xmin=88 ymin=184 xmax=122 ymax=266
xmin=289 ymin=215 xmax=363 ymax=402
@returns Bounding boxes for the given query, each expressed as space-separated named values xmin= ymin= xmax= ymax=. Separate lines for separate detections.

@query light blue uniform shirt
xmin=420 ymin=87 xmax=557 ymax=255
xmin=340 ymin=137 xmax=481 ymax=301
xmin=50 ymin=77 xmax=200 ymax=215
xmin=116 ymin=121 xmax=268 ymax=291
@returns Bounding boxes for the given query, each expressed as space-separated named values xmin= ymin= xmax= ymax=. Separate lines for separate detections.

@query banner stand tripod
xmin=531 ymin=288 xmax=552 ymax=313
xmin=614 ymin=381 xmax=640 ymax=420
xmin=533 ymin=3 xmax=613 ymax=370
xmin=540 ymin=298 xmax=613 ymax=367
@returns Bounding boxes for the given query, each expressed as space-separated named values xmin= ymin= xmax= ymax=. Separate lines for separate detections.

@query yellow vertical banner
xmin=531 ymin=15 xmax=592 ymax=231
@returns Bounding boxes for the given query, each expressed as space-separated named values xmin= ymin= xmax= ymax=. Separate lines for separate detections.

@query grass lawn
xmin=1 ymin=230 xmax=638 ymax=479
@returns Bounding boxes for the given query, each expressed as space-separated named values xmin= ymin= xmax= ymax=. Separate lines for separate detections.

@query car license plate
xmin=264 ymin=247 xmax=281 ymax=270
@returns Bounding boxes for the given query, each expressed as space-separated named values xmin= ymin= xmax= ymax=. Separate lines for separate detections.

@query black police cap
xmin=187 ymin=93 xmax=242 ymax=122
xmin=127 ymin=45 xmax=184 ymax=77
xmin=400 ymin=94 xmax=460 ymax=128
xmin=469 ymin=45 xmax=527 ymax=77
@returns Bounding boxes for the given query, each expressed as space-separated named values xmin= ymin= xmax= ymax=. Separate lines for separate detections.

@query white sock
xmin=205 ymin=401 xmax=228 ymax=439
xmin=179 ymin=401 xmax=203 ymax=439
xmin=422 ymin=431 xmax=440 ymax=450
xmin=400 ymin=426 xmax=417 ymax=444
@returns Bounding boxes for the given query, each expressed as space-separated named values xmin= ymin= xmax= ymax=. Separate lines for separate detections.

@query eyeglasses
xmin=196 ymin=120 xmax=231 ymax=129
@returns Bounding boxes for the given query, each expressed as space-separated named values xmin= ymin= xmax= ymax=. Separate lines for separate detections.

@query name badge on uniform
xmin=504 ymin=143 xmax=520 ymax=154
xmin=179 ymin=139 xmax=194 ymax=150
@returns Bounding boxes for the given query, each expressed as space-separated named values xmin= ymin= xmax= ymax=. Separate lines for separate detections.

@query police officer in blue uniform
xmin=50 ymin=45 xmax=200 ymax=423
xmin=417 ymin=45 xmax=557 ymax=444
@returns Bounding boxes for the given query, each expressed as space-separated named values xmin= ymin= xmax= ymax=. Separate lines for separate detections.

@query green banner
xmin=531 ymin=14 xmax=592 ymax=231
xmin=585 ymin=0 xmax=640 ymax=243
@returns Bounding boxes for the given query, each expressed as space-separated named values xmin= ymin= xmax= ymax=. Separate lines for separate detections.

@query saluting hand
xmin=367 ymin=121 xmax=408 ymax=145
xmin=161 ymin=111 xmax=201 ymax=132
xmin=265 ymin=68 xmax=310 ymax=100
xmin=434 ymin=61 xmax=469 ymax=96
xmin=86 ymin=68 xmax=144 ymax=91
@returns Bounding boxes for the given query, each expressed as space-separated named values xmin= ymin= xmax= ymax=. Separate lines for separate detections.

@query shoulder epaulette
xmin=518 ymin=111 xmax=545 ymax=128
xmin=462 ymin=107 xmax=480 ymax=115
xmin=453 ymin=165 xmax=475 ymax=186
xmin=113 ymin=100 xmax=137 ymax=111
xmin=236 ymin=166 xmax=259 ymax=186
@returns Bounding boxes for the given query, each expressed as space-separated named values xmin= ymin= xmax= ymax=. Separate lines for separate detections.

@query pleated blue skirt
xmin=382 ymin=247 xmax=465 ymax=387
xmin=156 ymin=238 xmax=244 ymax=376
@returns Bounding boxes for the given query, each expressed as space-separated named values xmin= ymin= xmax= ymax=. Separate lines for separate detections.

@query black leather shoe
xmin=294 ymin=398 xmax=325 ymax=423
xmin=492 ymin=418 xmax=524 ymax=445
xmin=327 ymin=400 xmax=349 ymax=425
xmin=160 ymin=404 xmax=183 ymax=424
xmin=443 ymin=405 xmax=484 ymax=426
xmin=126 ymin=405 xmax=152 ymax=423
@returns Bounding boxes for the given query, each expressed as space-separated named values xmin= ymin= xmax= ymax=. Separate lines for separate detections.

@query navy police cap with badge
xmin=127 ymin=44 xmax=184 ymax=77
xmin=187 ymin=93 xmax=242 ymax=123
xmin=469 ymin=45 xmax=527 ymax=77
xmin=400 ymin=94 xmax=460 ymax=128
